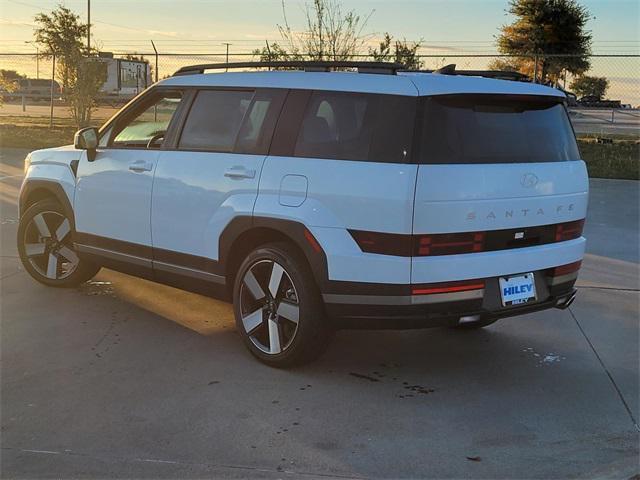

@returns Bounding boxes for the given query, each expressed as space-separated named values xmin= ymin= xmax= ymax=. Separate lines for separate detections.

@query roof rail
xmin=421 ymin=64 xmax=529 ymax=81
xmin=173 ymin=61 xmax=405 ymax=76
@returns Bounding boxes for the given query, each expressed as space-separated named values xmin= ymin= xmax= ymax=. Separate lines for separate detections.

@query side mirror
xmin=74 ymin=127 xmax=99 ymax=161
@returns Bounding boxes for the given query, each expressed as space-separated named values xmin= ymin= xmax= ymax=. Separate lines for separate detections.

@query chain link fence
xmin=1 ymin=52 xmax=639 ymax=136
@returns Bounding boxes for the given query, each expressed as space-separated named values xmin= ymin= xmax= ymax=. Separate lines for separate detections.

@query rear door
xmin=411 ymin=94 xmax=589 ymax=282
xmin=151 ymin=88 xmax=286 ymax=283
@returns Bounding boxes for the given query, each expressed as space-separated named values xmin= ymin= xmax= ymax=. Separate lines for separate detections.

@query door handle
xmin=224 ymin=166 xmax=255 ymax=179
xmin=129 ymin=161 xmax=153 ymax=173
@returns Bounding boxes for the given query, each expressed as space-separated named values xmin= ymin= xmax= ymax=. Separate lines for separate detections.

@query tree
xmin=369 ymin=33 xmax=423 ymax=70
xmin=570 ymin=75 xmax=609 ymax=99
xmin=0 ymin=70 xmax=21 ymax=107
xmin=495 ymin=0 xmax=592 ymax=83
xmin=33 ymin=5 xmax=106 ymax=127
xmin=253 ymin=0 xmax=372 ymax=62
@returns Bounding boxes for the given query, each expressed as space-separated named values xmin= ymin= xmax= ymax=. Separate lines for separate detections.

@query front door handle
xmin=129 ymin=161 xmax=153 ymax=173
xmin=224 ymin=166 xmax=255 ymax=179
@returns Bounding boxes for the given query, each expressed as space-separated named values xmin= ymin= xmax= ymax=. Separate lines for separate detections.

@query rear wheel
xmin=17 ymin=199 xmax=100 ymax=287
xmin=233 ymin=242 xmax=331 ymax=367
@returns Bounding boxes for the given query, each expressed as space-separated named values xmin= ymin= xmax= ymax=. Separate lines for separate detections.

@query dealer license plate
xmin=499 ymin=273 xmax=536 ymax=306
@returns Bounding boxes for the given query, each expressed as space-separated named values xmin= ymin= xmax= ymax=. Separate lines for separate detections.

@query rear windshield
xmin=418 ymin=95 xmax=580 ymax=164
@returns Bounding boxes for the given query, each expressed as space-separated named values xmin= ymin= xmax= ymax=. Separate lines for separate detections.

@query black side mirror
xmin=74 ymin=127 xmax=99 ymax=161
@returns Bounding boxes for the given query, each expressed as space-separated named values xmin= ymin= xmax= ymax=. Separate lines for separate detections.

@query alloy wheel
xmin=22 ymin=211 xmax=79 ymax=280
xmin=239 ymin=259 xmax=300 ymax=355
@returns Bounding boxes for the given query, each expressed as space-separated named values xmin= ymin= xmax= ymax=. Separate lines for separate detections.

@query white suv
xmin=17 ymin=61 xmax=588 ymax=367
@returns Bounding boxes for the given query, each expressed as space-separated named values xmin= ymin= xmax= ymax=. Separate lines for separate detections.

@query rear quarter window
xmin=293 ymin=91 xmax=415 ymax=163
xmin=418 ymin=94 xmax=580 ymax=164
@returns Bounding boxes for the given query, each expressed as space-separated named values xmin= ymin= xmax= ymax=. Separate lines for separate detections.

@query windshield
xmin=417 ymin=94 xmax=580 ymax=164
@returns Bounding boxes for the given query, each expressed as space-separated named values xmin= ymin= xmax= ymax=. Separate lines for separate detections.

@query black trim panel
xmin=19 ymin=180 xmax=74 ymax=224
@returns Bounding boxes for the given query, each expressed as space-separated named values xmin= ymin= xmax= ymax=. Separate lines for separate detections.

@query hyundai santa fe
xmin=17 ymin=61 xmax=588 ymax=367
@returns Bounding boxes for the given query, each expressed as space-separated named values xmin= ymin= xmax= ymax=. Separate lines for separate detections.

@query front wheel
xmin=17 ymin=199 xmax=100 ymax=287
xmin=233 ymin=242 xmax=331 ymax=367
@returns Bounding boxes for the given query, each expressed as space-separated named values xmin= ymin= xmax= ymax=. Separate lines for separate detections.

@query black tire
xmin=233 ymin=242 xmax=332 ymax=367
xmin=451 ymin=317 xmax=500 ymax=330
xmin=17 ymin=199 xmax=101 ymax=287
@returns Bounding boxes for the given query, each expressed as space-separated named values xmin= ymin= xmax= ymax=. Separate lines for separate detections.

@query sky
xmin=0 ymin=0 xmax=638 ymax=55
xmin=1 ymin=0 xmax=638 ymax=103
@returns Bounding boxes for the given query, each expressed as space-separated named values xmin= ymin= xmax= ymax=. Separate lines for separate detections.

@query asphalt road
xmin=1 ymin=148 xmax=638 ymax=479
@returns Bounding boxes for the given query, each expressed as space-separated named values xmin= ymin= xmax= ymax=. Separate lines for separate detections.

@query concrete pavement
xmin=1 ymin=148 xmax=638 ymax=478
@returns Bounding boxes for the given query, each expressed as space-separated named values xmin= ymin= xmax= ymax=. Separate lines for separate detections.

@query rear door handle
xmin=224 ymin=166 xmax=255 ymax=179
xmin=129 ymin=161 xmax=153 ymax=173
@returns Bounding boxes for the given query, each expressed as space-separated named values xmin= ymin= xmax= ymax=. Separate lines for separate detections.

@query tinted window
xmin=179 ymin=90 xmax=254 ymax=152
xmin=112 ymin=92 xmax=183 ymax=148
xmin=418 ymin=95 xmax=580 ymax=164
xmin=293 ymin=91 xmax=415 ymax=163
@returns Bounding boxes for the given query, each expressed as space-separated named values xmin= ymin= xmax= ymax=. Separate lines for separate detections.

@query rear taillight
xmin=549 ymin=261 xmax=582 ymax=277
xmin=415 ymin=232 xmax=485 ymax=256
xmin=555 ymin=219 xmax=584 ymax=242
xmin=348 ymin=230 xmax=412 ymax=256
xmin=411 ymin=278 xmax=485 ymax=296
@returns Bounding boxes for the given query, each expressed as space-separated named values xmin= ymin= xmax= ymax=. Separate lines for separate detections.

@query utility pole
xmin=87 ymin=0 xmax=91 ymax=53
xmin=222 ymin=42 xmax=232 ymax=70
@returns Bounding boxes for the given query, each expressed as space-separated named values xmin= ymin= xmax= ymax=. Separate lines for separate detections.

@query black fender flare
xmin=219 ymin=216 xmax=330 ymax=290
xmin=19 ymin=180 xmax=76 ymax=230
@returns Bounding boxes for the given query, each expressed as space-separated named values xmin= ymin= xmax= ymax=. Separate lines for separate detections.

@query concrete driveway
xmin=1 ymin=148 xmax=638 ymax=479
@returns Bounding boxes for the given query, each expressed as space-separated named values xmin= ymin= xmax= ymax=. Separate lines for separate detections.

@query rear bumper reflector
xmin=411 ymin=279 xmax=485 ymax=296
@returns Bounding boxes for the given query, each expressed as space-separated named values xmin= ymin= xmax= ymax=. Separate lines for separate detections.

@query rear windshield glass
xmin=418 ymin=95 xmax=580 ymax=164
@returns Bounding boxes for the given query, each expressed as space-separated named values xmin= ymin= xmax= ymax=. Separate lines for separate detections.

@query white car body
xmin=20 ymin=67 xmax=587 ymax=332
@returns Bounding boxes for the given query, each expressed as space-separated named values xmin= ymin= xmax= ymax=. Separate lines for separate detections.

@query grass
xmin=1 ymin=116 xmax=637 ymax=180
xmin=577 ymin=137 xmax=639 ymax=180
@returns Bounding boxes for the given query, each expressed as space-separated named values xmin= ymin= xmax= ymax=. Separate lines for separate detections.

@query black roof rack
xmin=419 ymin=64 xmax=530 ymax=81
xmin=173 ymin=61 xmax=405 ymax=76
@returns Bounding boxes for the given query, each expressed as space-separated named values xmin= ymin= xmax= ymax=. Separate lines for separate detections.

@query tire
xmin=17 ymin=199 xmax=101 ymax=287
xmin=233 ymin=242 xmax=332 ymax=367
xmin=451 ymin=317 xmax=499 ymax=330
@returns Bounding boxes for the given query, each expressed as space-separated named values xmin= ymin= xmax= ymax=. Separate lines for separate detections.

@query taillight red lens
xmin=555 ymin=219 xmax=585 ymax=242
xmin=348 ymin=230 xmax=412 ymax=256
xmin=550 ymin=261 xmax=582 ymax=277
xmin=415 ymin=232 xmax=485 ymax=256
xmin=412 ymin=278 xmax=485 ymax=295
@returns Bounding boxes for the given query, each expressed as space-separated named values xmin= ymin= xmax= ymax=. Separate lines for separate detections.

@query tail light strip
xmin=350 ymin=219 xmax=585 ymax=257
xmin=412 ymin=278 xmax=485 ymax=296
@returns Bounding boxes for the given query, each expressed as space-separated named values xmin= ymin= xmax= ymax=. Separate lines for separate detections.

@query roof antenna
xmin=434 ymin=64 xmax=456 ymax=75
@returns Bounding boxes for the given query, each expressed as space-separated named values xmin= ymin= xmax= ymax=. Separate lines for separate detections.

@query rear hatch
xmin=411 ymin=94 xmax=588 ymax=279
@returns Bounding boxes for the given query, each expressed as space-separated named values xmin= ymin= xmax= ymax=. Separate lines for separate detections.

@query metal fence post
xmin=151 ymin=40 xmax=159 ymax=83
xmin=49 ymin=52 xmax=55 ymax=129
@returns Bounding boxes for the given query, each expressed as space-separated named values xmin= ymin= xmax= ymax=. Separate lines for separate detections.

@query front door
xmin=74 ymin=90 xmax=184 ymax=263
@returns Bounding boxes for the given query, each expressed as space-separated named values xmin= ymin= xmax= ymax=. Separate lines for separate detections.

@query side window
xmin=111 ymin=92 xmax=183 ymax=149
xmin=294 ymin=92 xmax=373 ymax=161
xmin=179 ymin=90 xmax=253 ymax=152
xmin=293 ymin=91 xmax=415 ymax=163
xmin=178 ymin=89 xmax=285 ymax=154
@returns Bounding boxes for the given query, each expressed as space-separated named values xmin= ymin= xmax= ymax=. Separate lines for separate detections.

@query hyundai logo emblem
xmin=521 ymin=173 xmax=539 ymax=188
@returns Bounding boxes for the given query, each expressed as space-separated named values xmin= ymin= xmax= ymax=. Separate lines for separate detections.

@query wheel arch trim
xmin=19 ymin=180 xmax=75 ymax=229
xmin=219 ymin=216 xmax=330 ymax=290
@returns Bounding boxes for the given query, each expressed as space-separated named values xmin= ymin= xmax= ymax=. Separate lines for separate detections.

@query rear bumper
xmin=323 ymin=270 xmax=578 ymax=329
